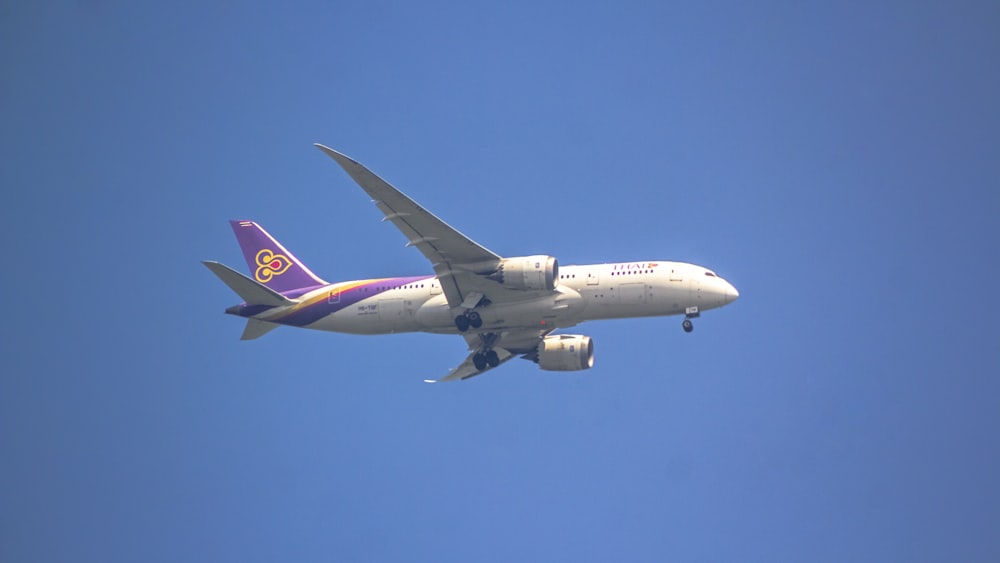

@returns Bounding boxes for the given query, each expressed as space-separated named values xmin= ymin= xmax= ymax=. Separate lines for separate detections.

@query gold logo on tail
xmin=255 ymin=249 xmax=292 ymax=283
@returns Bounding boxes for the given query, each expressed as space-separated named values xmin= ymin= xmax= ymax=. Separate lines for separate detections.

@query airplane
xmin=203 ymin=145 xmax=739 ymax=382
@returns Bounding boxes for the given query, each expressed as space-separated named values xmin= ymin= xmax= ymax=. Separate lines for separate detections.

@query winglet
xmin=314 ymin=143 xmax=350 ymax=164
xmin=314 ymin=144 xmax=394 ymax=201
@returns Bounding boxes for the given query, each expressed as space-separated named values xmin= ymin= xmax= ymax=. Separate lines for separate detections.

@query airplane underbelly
xmin=307 ymin=288 xmax=593 ymax=335
xmin=658 ymin=280 xmax=691 ymax=316
xmin=304 ymin=297 xmax=428 ymax=335
xmin=483 ymin=288 xmax=585 ymax=329
xmin=578 ymin=280 xmax=688 ymax=320
xmin=415 ymin=294 xmax=453 ymax=330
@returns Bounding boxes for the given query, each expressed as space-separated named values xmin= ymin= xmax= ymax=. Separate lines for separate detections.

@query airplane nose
xmin=725 ymin=282 xmax=739 ymax=304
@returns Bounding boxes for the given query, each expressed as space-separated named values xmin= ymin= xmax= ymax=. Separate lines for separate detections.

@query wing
xmin=424 ymin=328 xmax=554 ymax=383
xmin=315 ymin=145 xmax=502 ymax=308
xmin=428 ymin=347 xmax=516 ymax=383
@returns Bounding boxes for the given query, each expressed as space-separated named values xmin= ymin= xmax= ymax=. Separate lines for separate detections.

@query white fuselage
xmin=254 ymin=261 xmax=737 ymax=336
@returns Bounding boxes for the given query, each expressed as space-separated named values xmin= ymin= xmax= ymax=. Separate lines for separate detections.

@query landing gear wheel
xmin=467 ymin=311 xmax=483 ymax=329
xmin=485 ymin=350 xmax=500 ymax=367
xmin=473 ymin=353 xmax=488 ymax=371
xmin=455 ymin=315 xmax=471 ymax=332
xmin=682 ymin=319 xmax=694 ymax=333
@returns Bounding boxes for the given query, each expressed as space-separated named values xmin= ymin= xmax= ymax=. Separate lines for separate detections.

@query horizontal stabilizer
xmin=242 ymin=318 xmax=280 ymax=340
xmin=202 ymin=261 xmax=295 ymax=307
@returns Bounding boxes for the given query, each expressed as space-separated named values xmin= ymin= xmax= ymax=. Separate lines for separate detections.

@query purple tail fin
xmin=229 ymin=220 xmax=327 ymax=292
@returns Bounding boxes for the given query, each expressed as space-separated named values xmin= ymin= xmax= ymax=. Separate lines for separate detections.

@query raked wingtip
xmin=314 ymin=144 xmax=360 ymax=167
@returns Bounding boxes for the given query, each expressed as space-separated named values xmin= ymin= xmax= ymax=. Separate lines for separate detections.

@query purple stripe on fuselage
xmin=275 ymin=275 xmax=434 ymax=327
xmin=228 ymin=303 xmax=276 ymax=317
xmin=228 ymin=284 xmax=326 ymax=318
xmin=281 ymin=284 xmax=327 ymax=299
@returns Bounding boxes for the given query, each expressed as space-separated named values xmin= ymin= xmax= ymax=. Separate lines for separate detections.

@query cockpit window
xmin=705 ymin=271 xmax=716 ymax=277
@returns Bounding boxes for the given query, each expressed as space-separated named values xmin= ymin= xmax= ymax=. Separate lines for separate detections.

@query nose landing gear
xmin=682 ymin=306 xmax=699 ymax=333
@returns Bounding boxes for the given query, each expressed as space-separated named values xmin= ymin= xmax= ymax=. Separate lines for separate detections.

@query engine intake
xmin=536 ymin=334 xmax=594 ymax=371
xmin=489 ymin=255 xmax=559 ymax=291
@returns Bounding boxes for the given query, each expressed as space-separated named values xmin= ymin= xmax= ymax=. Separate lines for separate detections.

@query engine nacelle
xmin=536 ymin=335 xmax=594 ymax=371
xmin=490 ymin=255 xmax=559 ymax=291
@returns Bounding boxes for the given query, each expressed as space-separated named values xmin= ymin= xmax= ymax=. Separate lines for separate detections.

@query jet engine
xmin=536 ymin=334 xmax=594 ymax=371
xmin=489 ymin=255 xmax=559 ymax=291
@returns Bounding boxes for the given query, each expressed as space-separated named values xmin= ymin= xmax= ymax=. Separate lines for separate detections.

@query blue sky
xmin=2 ymin=2 xmax=998 ymax=561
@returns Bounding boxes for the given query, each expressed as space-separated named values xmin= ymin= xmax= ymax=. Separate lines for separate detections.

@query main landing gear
xmin=455 ymin=293 xmax=490 ymax=333
xmin=472 ymin=349 xmax=500 ymax=370
xmin=454 ymin=310 xmax=482 ymax=332
xmin=470 ymin=332 xmax=501 ymax=372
